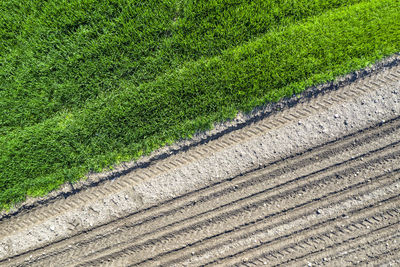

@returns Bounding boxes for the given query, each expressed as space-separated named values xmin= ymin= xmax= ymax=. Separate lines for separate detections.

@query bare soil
xmin=1 ymin=59 xmax=400 ymax=266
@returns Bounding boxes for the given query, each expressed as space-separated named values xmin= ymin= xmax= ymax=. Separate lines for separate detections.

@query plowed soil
xmin=1 ymin=62 xmax=400 ymax=266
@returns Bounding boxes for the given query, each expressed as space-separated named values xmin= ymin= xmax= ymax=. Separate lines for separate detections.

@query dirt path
xmin=1 ymin=60 xmax=400 ymax=266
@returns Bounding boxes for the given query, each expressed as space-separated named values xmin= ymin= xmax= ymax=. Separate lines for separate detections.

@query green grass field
xmin=1 ymin=0 xmax=399 ymax=210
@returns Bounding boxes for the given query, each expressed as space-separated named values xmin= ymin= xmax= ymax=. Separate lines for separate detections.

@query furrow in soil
xmin=2 ymin=60 xmax=400 ymax=266
xmin=5 ymin=117 xmax=400 ymax=267
xmin=50 ymin=132 xmax=400 ymax=266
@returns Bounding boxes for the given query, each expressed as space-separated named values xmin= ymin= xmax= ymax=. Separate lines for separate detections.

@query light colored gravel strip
xmin=0 ymin=58 xmax=400 ymax=261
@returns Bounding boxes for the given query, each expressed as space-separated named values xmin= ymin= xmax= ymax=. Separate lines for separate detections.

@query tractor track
xmin=1 ymin=60 xmax=400 ymax=266
xmin=5 ymin=113 xmax=400 ymax=267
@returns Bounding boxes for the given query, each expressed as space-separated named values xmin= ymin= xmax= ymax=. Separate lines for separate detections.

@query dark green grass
xmin=0 ymin=0 xmax=362 ymax=134
xmin=1 ymin=0 xmax=399 ymax=210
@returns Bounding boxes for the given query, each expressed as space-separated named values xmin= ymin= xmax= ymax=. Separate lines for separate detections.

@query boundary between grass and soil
xmin=0 ymin=54 xmax=399 ymax=262
xmin=1 ymin=53 xmax=399 ymax=220
xmin=2 ymin=0 xmax=400 ymax=212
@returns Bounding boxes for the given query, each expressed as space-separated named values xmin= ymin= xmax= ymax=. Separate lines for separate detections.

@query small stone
xmin=344 ymin=120 xmax=348 ymax=126
xmin=316 ymin=209 xmax=322 ymax=215
xmin=49 ymin=225 xmax=55 ymax=231
xmin=334 ymin=114 xmax=339 ymax=119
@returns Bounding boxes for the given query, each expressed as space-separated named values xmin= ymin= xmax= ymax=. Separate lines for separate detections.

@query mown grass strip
xmin=1 ymin=0 xmax=399 ymax=210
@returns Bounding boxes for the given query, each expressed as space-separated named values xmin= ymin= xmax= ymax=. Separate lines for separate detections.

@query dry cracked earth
xmin=1 ymin=58 xmax=400 ymax=266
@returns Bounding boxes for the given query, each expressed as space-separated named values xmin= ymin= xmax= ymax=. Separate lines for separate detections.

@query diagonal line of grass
xmin=1 ymin=0 xmax=400 ymax=210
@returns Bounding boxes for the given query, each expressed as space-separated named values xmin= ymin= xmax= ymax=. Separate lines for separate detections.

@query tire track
xmin=2 ymin=62 xmax=400 ymax=266
xmin=77 ymin=145 xmax=400 ymax=266
xmin=150 ymin=176 xmax=400 ymax=267
xmin=5 ymin=117 xmax=400 ymax=267
xmin=6 ymin=118 xmax=400 ymax=267
xmin=362 ymin=248 xmax=400 ymax=267
xmin=306 ymin=230 xmax=400 ymax=266
xmin=0 ymin=61 xmax=398 ymax=241
xmin=208 ymin=199 xmax=400 ymax=267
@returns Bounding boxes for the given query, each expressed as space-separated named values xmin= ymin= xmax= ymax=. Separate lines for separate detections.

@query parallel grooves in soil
xmin=90 ymin=131 xmax=400 ymax=265
xmin=361 ymin=247 xmax=400 ymax=266
xmin=301 ymin=230 xmax=400 ymax=266
xmin=142 ymin=175 xmax=400 ymax=267
xmin=7 ymin=117 xmax=399 ymax=267
xmin=240 ymin=214 xmax=400 ymax=267
xmin=0 ymin=64 xmax=398 ymax=244
xmin=2 ymin=65 xmax=400 ymax=266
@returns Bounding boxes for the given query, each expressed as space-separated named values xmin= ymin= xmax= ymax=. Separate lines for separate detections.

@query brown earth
xmin=1 ymin=58 xmax=400 ymax=266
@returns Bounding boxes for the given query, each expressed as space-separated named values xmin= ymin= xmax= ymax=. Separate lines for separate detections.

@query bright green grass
xmin=1 ymin=0 xmax=399 ymax=210
xmin=1 ymin=0 xmax=362 ymax=134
